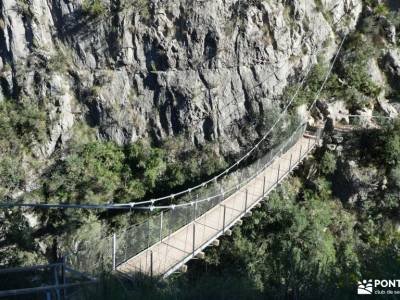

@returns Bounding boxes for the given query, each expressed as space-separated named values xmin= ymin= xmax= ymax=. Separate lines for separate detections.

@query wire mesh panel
xmin=116 ymin=221 xmax=145 ymax=266
xmin=164 ymin=206 xmax=193 ymax=237
xmin=196 ymin=193 xmax=222 ymax=220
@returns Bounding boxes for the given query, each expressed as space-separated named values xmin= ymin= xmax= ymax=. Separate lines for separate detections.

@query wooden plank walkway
xmin=117 ymin=133 xmax=319 ymax=278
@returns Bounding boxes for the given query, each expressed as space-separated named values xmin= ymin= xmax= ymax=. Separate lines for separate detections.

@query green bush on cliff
xmin=363 ymin=0 xmax=390 ymax=16
xmin=382 ymin=119 xmax=400 ymax=166
xmin=0 ymin=100 xmax=48 ymax=198
xmin=82 ymin=0 xmax=107 ymax=17
xmin=40 ymin=138 xmax=226 ymax=205
xmin=0 ymin=99 xmax=47 ymax=151
xmin=0 ymin=157 xmax=23 ymax=198
xmin=45 ymin=142 xmax=125 ymax=204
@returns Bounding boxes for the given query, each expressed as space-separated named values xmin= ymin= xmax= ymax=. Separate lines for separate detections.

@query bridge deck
xmin=117 ymin=134 xmax=318 ymax=278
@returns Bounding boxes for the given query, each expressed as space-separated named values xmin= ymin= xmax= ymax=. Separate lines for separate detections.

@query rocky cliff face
xmin=0 ymin=0 xmax=362 ymax=158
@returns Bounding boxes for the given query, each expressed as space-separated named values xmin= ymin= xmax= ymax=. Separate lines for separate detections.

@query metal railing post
xmin=223 ymin=205 xmax=226 ymax=232
xmin=299 ymin=145 xmax=303 ymax=161
xmin=112 ymin=233 xmax=116 ymax=271
xmin=262 ymin=176 xmax=266 ymax=196
xmin=147 ymin=219 xmax=151 ymax=249
xmin=145 ymin=218 xmax=150 ymax=273
xmin=61 ymin=257 xmax=66 ymax=299
xmin=160 ymin=211 xmax=163 ymax=242
xmin=150 ymin=250 xmax=153 ymax=278
xmin=317 ymin=127 xmax=322 ymax=146
xmin=276 ymin=164 xmax=280 ymax=184
xmin=194 ymin=200 xmax=198 ymax=221
xmin=192 ymin=223 xmax=196 ymax=256
xmin=54 ymin=265 xmax=61 ymax=300
xmin=245 ymin=189 xmax=248 ymax=212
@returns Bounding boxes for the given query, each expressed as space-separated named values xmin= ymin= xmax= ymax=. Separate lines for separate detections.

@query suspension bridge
xmin=61 ymin=121 xmax=324 ymax=280
xmin=64 ymin=34 xmax=348 ymax=279
xmin=1 ymin=32 xmax=348 ymax=287
xmin=115 ymin=125 xmax=323 ymax=278
xmin=3 ymin=3 xmax=396 ymax=298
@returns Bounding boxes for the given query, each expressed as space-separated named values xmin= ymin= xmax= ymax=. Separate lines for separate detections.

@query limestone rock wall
xmin=0 ymin=0 xmax=362 ymax=156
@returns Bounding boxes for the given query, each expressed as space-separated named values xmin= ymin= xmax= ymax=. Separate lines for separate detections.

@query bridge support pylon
xmin=212 ymin=240 xmax=220 ymax=247
xmin=180 ymin=265 xmax=188 ymax=273
xmin=244 ymin=211 xmax=253 ymax=218
xmin=224 ymin=229 xmax=232 ymax=236
xmin=195 ymin=252 xmax=205 ymax=259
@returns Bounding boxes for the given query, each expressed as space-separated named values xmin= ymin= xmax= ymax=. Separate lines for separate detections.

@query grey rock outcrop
xmin=367 ymin=57 xmax=386 ymax=86
xmin=317 ymin=99 xmax=350 ymax=126
xmin=379 ymin=16 xmax=397 ymax=45
xmin=377 ymin=98 xmax=399 ymax=118
xmin=331 ymin=149 xmax=381 ymax=204
xmin=383 ymin=48 xmax=400 ymax=89
xmin=0 ymin=0 xmax=362 ymax=157
xmin=339 ymin=160 xmax=380 ymax=204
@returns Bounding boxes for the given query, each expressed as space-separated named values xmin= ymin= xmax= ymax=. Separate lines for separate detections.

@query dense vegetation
xmin=1 ymin=0 xmax=400 ymax=299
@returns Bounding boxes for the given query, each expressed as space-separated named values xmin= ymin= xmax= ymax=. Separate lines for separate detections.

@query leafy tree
xmin=45 ymin=142 xmax=125 ymax=204
xmin=126 ymin=142 xmax=167 ymax=190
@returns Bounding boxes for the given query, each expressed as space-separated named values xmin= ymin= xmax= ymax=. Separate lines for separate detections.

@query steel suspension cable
xmin=307 ymin=33 xmax=347 ymax=111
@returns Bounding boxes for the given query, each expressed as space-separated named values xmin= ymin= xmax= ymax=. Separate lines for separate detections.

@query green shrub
xmin=362 ymin=0 xmax=390 ymax=16
xmin=0 ymin=156 xmax=23 ymax=196
xmin=0 ymin=100 xmax=48 ymax=152
xmin=14 ymin=0 xmax=34 ymax=19
xmin=45 ymin=142 xmax=125 ymax=204
xmin=126 ymin=142 xmax=167 ymax=190
xmin=382 ymin=120 xmax=400 ymax=166
xmin=284 ymin=32 xmax=382 ymax=110
xmin=320 ymin=152 xmax=337 ymax=176
xmin=0 ymin=99 xmax=49 ymax=198
xmin=40 ymin=138 xmax=227 ymax=205
xmin=82 ymin=0 xmax=106 ymax=17
xmin=374 ymin=4 xmax=390 ymax=16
